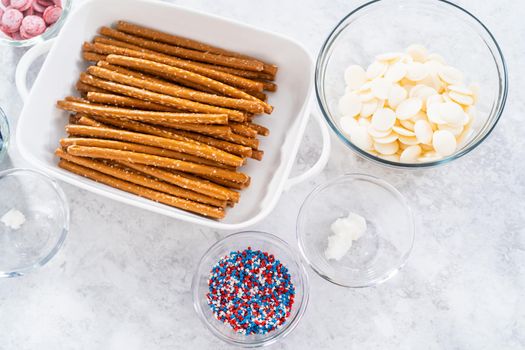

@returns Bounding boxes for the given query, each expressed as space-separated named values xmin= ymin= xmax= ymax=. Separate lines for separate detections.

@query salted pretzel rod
xmin=104 ymin=55 xmax=273 ymax=113
xmin=94 ymin=60 xmax=220 ymax=95
xmin=203 ymin=175 xmax=252 ymax=190
xmin=243 ymin=89 xmax=268 ymax=101
xmin=58 ymin=99 xmax=229 ymax=125
xmin=65 ymin=124 xmax=244 ymax=167
xmin=100 ymin=27 xmax=264 ymax=72
xmin=92 ymin=36 xmax=276 ymax=81
xmin=165 ymin=129 xmax=254 ymax=158
xmin=76 ymin=115 xmax=103 ymax=127
xmin=229 ymin=123 xmax=257 ymax=139
xmin=58 ymin=159 xmax=225 ymax=219
xmin=76 ymin=81 xmax=108 ymax=95
xmin=115 ymin=21 xmax=278 ymax=76
xmin=56 ymin=148 xmax=226 ymax=208
xmin=65 ymin=96 xmax=90 ymax=104
xmin=250 ymin=149 xmax=264 ymax=161
xmin=88 ymin=42 xmax=265 ymax=92
xmin=84 ymin=114 xmax=254 ymax=158
xmin=246 ymin=122 xmax=270 ymax=136
xmin=213 ymin=131 xmax=259 ymax=150
xmin=198 ymin=63 xmax=275 ymax=81
xmin=86 ymin=92 xmax=182 ymax=112
xmin=118 ymin=161 xmax=239 ymax=203
xmin=66 ymin=145 xmax=250 ymax=184
xmin=86 ymin=65 xmax=264 ymax=114
xmin=60 ymin=138 xmax=236 ymax=170
xmin=79 ymin=73 xmax=247 ymax=122
xmin=83 ymin=51 xmax=106 ymax=62
xmin=255 ymin=80 xmax=278 ymax=92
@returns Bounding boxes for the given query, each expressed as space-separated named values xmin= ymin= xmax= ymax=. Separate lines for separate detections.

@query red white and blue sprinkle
xmin=206 ymin=247 xmax=295 ymax=335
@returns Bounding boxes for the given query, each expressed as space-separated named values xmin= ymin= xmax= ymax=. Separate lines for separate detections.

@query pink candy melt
xmin=1 ymin=8 xmax=23 ymax=32
xmin=20 ymin=14 xmax=44 ymax=36
xmin=0 ymin=0 xmax=62 ymax=40
xmin=42 ymin=5 xmax=60 ymax=24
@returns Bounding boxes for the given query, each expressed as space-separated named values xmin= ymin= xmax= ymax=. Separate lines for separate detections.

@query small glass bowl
xmin=315 ymin=0 xmax=508 ymax=168
xmin=0 ymin=168 xmax=69 ymax=278
xmin=296 ymin=174 xmax=414 ymax=288
xmin=192 ymin=231 xmax=309 ymax=348
xmin=0 ymin=0 xmax=71 ymax=47
xmin=0 ymin=107 xmax=10 ymax=163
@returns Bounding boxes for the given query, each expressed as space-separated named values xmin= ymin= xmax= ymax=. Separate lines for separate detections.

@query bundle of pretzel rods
xmin=55 ymin=21 xmax=278 ymax=220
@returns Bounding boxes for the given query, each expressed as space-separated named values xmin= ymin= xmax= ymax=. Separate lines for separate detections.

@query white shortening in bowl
xmin=15 ymin=0 xmax=331 ymax=229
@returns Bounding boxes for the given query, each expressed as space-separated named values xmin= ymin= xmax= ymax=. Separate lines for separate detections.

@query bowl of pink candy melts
xmin=0 ymin=0 xmax=69 ymax=46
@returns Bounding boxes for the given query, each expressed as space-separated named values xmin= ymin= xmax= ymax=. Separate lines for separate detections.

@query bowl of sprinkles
xmin=192 ymin=231 xmax=309 ymax=348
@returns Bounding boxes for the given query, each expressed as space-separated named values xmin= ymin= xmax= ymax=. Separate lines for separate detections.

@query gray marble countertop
xmin=1 ymin=0 xmax=524 ymax=349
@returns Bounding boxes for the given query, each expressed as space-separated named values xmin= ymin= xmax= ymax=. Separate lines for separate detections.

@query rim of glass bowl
xmin=315 ymin=0 xmax=509 ymax=169
xmin=0 ymin=0 xmax=71 ymax=48
xmin=191 ymin=230 xmax=310 ymax=348
xmin=0 ymin=168 xmax=70 ymax=278
xmin=296 ymin=173 xmax=415 ymax=288
xmin=0 ymin=107 xmax=10 ymax=162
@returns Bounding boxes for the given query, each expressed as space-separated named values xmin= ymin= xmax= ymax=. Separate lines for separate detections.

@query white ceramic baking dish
xmin=15 ymin=0 xmax=330 ymax=230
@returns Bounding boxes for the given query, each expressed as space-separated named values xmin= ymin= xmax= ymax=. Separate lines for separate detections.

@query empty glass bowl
xmin=315 ymin=0 xmax=508 ymax=168
xmin=0 ymin=169 xmax=69 ymax=277
xmin=296 ymin=174 xmax=414 ymax=288
xmin=0 ymin=107 xmax=9 ymax=163
xmin=192 ymin=231 xmax=309 ymax=348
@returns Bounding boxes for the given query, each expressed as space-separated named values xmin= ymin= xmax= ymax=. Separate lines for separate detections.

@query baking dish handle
xmin=284 ymin=111 xmax=331 ymax=191
xmin=16 ymin=38 xmax=56 ymax=102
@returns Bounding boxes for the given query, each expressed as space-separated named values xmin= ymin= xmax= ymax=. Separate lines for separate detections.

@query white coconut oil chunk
xmin=1 ymin=208 xmax=26 ymax=230
xmin=325 ymin=212 xmax=367 ymax=261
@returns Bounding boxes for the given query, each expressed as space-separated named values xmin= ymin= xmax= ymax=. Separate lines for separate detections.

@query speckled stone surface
xmin=0 ymin=0 xmax=524 ymax=349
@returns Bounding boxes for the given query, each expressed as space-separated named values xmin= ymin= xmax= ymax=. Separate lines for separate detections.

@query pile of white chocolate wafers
xmin=55 ymin=21 xmax=278 ymax=219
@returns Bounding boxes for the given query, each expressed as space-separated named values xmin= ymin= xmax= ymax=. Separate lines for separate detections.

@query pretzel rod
xmin=229 ymin=123 xmax=257 ymax=138
xmin=58 ymin=159 xmax=225 ymax=218
xmin=80 ymin=73 xmax=247 ymax=122
xmin=76 ymin=115 xmax=105 ymax=127
xmin=246 ymin=122 xmax=270 ymax=136
xmin=119 ymin=161 xmax=239 ymax=202
xmin=59 ymin=99 xmax=229 ymax=126
xmin=256 ymin=80 xmax=278 ymax=92
xmin=215 ymin=131 xmax=259 ymax=150
xmin=167 ymin=129 xmax=253 ymax=158
xmin=97 ymin=35 xmax=274 ymax=81
xmin=100 ymin=27 xmax=264 ymax=72
xmin=89 ymin=42 xmax=265 ymax=93
xmin=69 ymin=115 xmax=79 ymax=124
xmin=83 ymin=51 xmax=106 ymax=62
xmin=243 ymin=89 xmax=268 ymax=101
xmin=66 ymin=145 xmax=250 ymax=184
xmin=105 ymin=55 xmax=272 ymax=113
xmin=94 ymin=115 xmax=252 ymax=158
xmin=87 ymin=65 xmax=264 ymax=114
xmin=76 ymin=81 xmax=108 ymax=95
xmin=65 ymin=96 xmax=90 ymax=104
xmin=94 ymin=36 xmax=157 ymax=53
xmin=97 ymin=60 xmax=219 ymax=95
xmin=204 ymin=175 xmax=251 ymax=190
xmin=80 ymin=111 xmax=232 ymax=139
xmin=116 ymin=21 xmax=277 ymax=76
xmin=95 ymin=35 xmax=276 ymax=81
xmin=94 ymin=60 xmax=219 ymax=96
xmin=65 ymin=124 xmax=244 ymax=167
xmin=250 ymin=149 xmax=264 ymax=161
xmin=198 ymin=63 xmax=275 ymax=81
xmin=56 ymin=148 xmax=226 ymax=208
xmin=86 ymin=92 xmax=182 ymax=112
xmin=59 ymin=138 xmax=237 ymax=170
